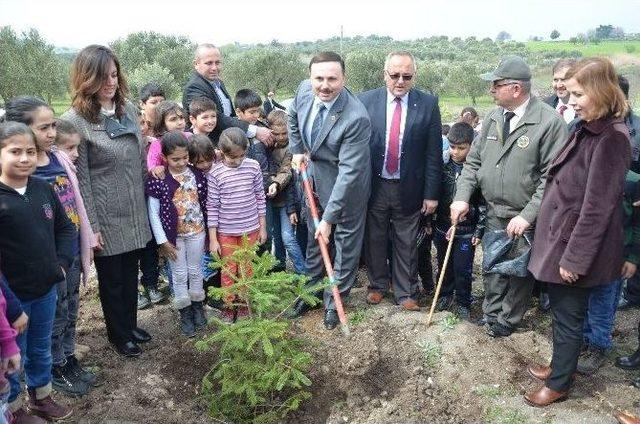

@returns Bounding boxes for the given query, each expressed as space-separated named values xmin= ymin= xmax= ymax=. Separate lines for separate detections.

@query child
xmin=0 ymin=121 xmax=75 ymax=421
xmin=54 ymin=120 xmax=81 ymax=163
xmin=433 ymin=122 xmax=485 ymax=320
xmin=0 ymin=271 xmax=21 ymax=424
xmin=188 ymin=98 xmax=218 ymax=138
xmin=138 ymin=84 xmax=166 ymax=146
xmin=147 ymin=101 xmax=188 ymax=172
xmin=234 ymin=89 xmax=263 ymax=127
xmin=6 ymin=96 xmax=98 ymax=397
xmin=146 ymin=131 xmax=208 ymax=337
xmin=207 ymin=128 xmax=267 ymax=323
xmin=285 ymin=164 xmax=308 ymax=266
xmin=266 ymin=110 xmax=305 ymax=274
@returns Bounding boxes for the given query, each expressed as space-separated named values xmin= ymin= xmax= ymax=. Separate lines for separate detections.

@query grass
xmin=348 ymin=308 xmax=369 ymax=326
xmin=416 ymin=340 xmax=442 ymax=369
xmin=473 ymin=384 xmax=518 ymax=399
xmin=439 ymin=313 xmax=460 ymax=332
xmin=526 ymin=40 xmax=640 ymax=57
xmin=484 ymin=405 xmax=528 ymax=424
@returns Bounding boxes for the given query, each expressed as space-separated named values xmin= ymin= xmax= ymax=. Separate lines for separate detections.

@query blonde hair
xmin=565 ymin=57 xmax=629 ymax=120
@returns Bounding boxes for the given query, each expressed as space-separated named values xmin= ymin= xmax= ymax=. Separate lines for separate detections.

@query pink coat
xmin=52 ymin=148 xmax=98 ymax=282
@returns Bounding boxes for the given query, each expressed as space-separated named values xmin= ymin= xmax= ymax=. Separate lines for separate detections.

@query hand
xmin=159 ymin=242 xmax=178 ymax=261
xmin=255 ymin=127 xmax=274 ymax=146
xmin=450 ymin=201 xmax=469 ymax=225
xmin=424 ymin=221 xmax=432 ymax=236
xmin=421 ymin=199 xmax=438 ymax=215
xmin=559 ymin=266 xmax=579 ymax=284
xmin=315 ymin=220 xmax=332 ymax=245
xmin=267 ymin=183 xmax=278 ymax=198
xmin=210 ymin=240 xmax=221 ymax=256
xmin=506 ymin=215 xmax=531 ymax=238
xmin=2 ymin=353 xmax=20 ymax=374
xmin=634 ymin=200 xmax=640 ymax=207
xmin=11 ymin=312 xmax=28 ymax=334
xmin=289 ymin=212 xmax=298 ymax=226
xmin=622 ymin=261 xmax=638 ymax=279
xmin=471 ymin=237 xmax=481 ymax=246
xmin=445 ymin=226 xmax=455 ymax=241
xmin=259 ymin=227 xmax=268 ymax=244
xmin=94 ymin=232 xmax=105 ymax=250
xmin=150 ymin=166 xmax=165 ymax=180
xmin=291 ymin=154 xmax=306 ymax=171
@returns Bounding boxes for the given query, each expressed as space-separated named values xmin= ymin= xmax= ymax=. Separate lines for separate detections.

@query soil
xmin=65 ymin=255 xmax=640 ymax=424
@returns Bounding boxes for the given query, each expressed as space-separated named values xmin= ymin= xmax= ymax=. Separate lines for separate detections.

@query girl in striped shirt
xmin=207 ymin=128 xmax=267 ymax=322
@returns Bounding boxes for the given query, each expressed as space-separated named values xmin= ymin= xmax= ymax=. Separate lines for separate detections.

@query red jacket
xmin=528 ymin=117 xmax=631 ymax=287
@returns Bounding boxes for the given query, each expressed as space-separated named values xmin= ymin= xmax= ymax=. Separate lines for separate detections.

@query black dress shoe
xmin=114 ymin=341 xmax=141 ymax=358
xmin=131 ymin=327 xmax=152 ymax=343
xmin=616 ymin=348 xmax=640 ymax=370
xmin=287 ymin=300 xmax=318 ymax=319
xmin=486 ymin=322 xmax=513 ymax=338
xmin=324 ymin=309 xmax=339 ymax=330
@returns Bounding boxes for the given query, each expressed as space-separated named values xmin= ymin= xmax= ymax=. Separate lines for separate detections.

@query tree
xmin=110 ymin=32 xmax=195 ymax=91
xmin=223 ymin=48 xmax=306 ymax=97
xmin=344 ymin=50 xmax=386 ymax=93
xmin=127 ymin=63 xmax=180 ymax=101
xmin=594 ymin=24 xmax=614 ymax=40
xmin=0 ymin=27 xmax=66 ymax=104
xmin=495 ymin=31 xmax=511 ymax=42
xmin=414 ymin=61 xmax=449 ymax=95
xmin=550 ymin=30 xmax=560 ymax=40
xmin=447 ymin=61 xmax=489 ymax=105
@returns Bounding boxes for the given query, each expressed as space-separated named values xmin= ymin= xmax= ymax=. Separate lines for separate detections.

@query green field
xmin=526 ymin=40 xmax=640 ymax=57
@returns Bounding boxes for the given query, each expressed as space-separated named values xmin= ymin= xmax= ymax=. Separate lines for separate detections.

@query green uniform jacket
xmin=454 ymin=96 xmax=568 ymax=224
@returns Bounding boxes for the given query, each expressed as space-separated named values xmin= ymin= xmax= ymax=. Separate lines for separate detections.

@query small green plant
xmin=484 ymin=405 xmax=528 ymax=424
xmin=196 ymin=236 xmax=327 ymax=423
xmin=348 ymin=308 xmax=369 ymax=326
xmin=440 ymin=313 xmax=460 ymax=331
xmin=417 ymin=340 xmax=442 ymax=369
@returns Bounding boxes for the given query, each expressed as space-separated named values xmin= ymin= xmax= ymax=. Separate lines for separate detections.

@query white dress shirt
xmin=504 ymin=96 xmax=531 ymax=134
xmin=556 ymin=98 xmax=576 ymax=124
xmin=381 ymin=91 xmax=409 ymax=179
xmin=305 ymin=94 xmax=339 ymax=145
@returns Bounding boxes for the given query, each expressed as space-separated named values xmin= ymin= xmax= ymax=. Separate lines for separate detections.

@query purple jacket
xmin=145 ymin=165 xmax=208 ymax=245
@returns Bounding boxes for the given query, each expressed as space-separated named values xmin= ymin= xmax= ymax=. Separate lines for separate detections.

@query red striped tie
xmin=386 ymin=98 xmax=402 ymax=174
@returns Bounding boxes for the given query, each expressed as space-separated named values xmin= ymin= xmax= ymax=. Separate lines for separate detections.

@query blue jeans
xmin=8 ymin=286 xmax=57 ymax=402
xmin=583 ymin=279 xmax=623 ymax=351
xmin=275 ymin=206 xmax=307 ymax=274
xmin=433 ymin=231 xmax=475 ymax=307
xmin=52 ymin=256 xmax=80 ymax=366
xmin=266 ymin=202 xmax=286 ymax=267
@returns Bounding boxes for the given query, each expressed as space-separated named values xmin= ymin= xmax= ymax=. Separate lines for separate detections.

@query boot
xmin=66 ymin=355 xmax=101 ymax=387
xmin=577 ymin=346 xmax=607 ymax=375
xmin=192 ymin=302 xmax=208 ymax=330
xmin=616 ymin=347 xmax=640 ymax=370
xmin=27 ymin=387 xmax=72 ymax=421
xmin=178 ymin=306 xmax=196 ymax=337
xmin=51 ymin=363 xmax=89 ymax=397
xmin=11 ymin=407 xmax=47 ymax=424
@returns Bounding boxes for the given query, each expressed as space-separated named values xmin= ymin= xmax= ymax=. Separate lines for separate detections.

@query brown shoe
xmin=11 ymin=407 xmax=47 ymax=424
xmin=614 ymin=410 xmax=640 ymax=424
xmin=400 ymin=299 xmax=420 ymax=312
xmin=527 ymin=363 xmax=551 ymax=381
xmin=28 ymin=389 xmax=72 ymax=421
xmin=366 ymin=291 xmax=384 ymax=305
xmin=523 ymin=385 xmax=568 ymax=407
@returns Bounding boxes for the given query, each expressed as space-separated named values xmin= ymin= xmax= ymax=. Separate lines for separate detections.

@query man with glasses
xmin=359 ymin=51 xmax=442 ymax=311
xmin=450 ymin=56 xmax=567 ymax=337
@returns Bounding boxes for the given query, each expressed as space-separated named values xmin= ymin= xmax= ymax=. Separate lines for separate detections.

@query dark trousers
xmin=433 ymin=231 xmax=475 ymax=307
xmin=547 ymin=283 xmax=593 ymax=392
xmin=418 ymin=232 xmax=434 ymax=292
xmin=365 ymin=180 xmax=421 ymax=303
xmin=139 ymin=238 xmax=159 ymax=290
xmin=94 ymin=250 xmax=141 ymax=345
xmin=623 ymin=274 xmax=640 ymax=305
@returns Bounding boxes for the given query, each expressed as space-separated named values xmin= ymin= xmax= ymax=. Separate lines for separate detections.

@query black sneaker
xmin=137 ymin=292 xmax=151 ymax=310
xmin=192 ymin=302 xmax=208 ymax=330
xmin=179 ymin=306 xmax=196 ymax=337
xmin=52 ymin=363 xmax=89 ymax=397
xmin=66 ymin=355 xmax=102 ymax=387
xmin=148 ymin=287 xmax=165 ymax=304
xmin=577 ymin=346 xmax=607 ymax=375
xmin=436 ymin=295 xmax=453 ymax=312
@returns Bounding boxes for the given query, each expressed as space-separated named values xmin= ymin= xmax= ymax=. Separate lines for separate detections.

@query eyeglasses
xmin=386 ymin=71 xmax=414 ymax=81
xmin=492 ymin=81 xmax=519 ymax=89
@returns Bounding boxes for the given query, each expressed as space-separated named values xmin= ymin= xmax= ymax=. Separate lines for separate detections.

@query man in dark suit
xmin=359 ymin=51 xmax=442 ymax=311
xmin=288 ymin=52 xmax=372 ymax=330
xmin=263 ymin=91 xmax=286 ymax=116
xmin=543 ymin=59 xmax=577 ymax=124
xmin=182 ymin=44 xmax=272 ymax=144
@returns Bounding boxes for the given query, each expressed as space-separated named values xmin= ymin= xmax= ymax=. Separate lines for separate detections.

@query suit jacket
xmin=288 ymin=80 xmax=371 ymax=224
xmin=543 ymin=94 xmax=559 ymax=108
xmin=358 ymin=87 xmax=442 ymax=214
xmin=528 ymin=117 xmax=631 ymax=287
xmin=263 ymin=98 xmax=286 ymax=116
xmin=182 ymin=72 xmax=248 ymax=143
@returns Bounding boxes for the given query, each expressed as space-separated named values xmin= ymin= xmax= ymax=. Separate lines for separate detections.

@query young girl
xmin=5 ymin=97 xmax=98 ymax=397
xmin=0 ymin=269 xmax=21 ymax=424
xmin=207 ymin=128 xmax=267 ymax=323
xmin=54 ymin=120 xmax=81 ymax=163
xmin=146 ymin=131 xmax=208 ymax=337
xmin=0 ymin=121 xmax=75 ymax=421
xmin=146 ymin=101 xmax=188 ymax=173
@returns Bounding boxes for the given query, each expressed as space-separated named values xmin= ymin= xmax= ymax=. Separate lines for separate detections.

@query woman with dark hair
xmin=61 ymin=45 xmax=152 ymax=358
xmin=525 ymin=57 xmax=631 ymax=407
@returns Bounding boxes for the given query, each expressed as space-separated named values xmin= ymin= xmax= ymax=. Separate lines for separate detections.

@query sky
xmin=1 ymin=0 xmax=639 ymax=48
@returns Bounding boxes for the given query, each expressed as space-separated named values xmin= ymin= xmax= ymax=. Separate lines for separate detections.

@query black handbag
xmin=482 ymin=230 xmax=533 ymax=278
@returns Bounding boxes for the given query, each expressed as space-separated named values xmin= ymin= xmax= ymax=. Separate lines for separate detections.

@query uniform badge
xmin=516 ymin=136 xmax=530 ymax=149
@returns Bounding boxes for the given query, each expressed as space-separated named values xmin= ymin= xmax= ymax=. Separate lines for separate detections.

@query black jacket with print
xmin=0 ymin=177 xmax=75 ymax=300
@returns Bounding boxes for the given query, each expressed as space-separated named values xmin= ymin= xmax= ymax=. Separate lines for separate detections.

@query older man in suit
xmin=359 ymin=51 xmax=442 ymax=311
xmin=182 ymin=44 xmax=272 ymax=143
xmin=288 ymin=51 xmax=372 ymax=330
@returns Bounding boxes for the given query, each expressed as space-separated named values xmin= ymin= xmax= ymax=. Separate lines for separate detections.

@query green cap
xmin=480 ymin=56 xmax=531 ymax=82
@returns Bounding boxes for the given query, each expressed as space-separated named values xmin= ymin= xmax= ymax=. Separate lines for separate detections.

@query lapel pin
xmin=331 ymin=115 xmax=336 ymax=121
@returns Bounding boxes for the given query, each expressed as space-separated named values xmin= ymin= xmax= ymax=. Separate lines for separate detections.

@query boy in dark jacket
xmin=433 ymin=122 xmax=485 ymax=319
